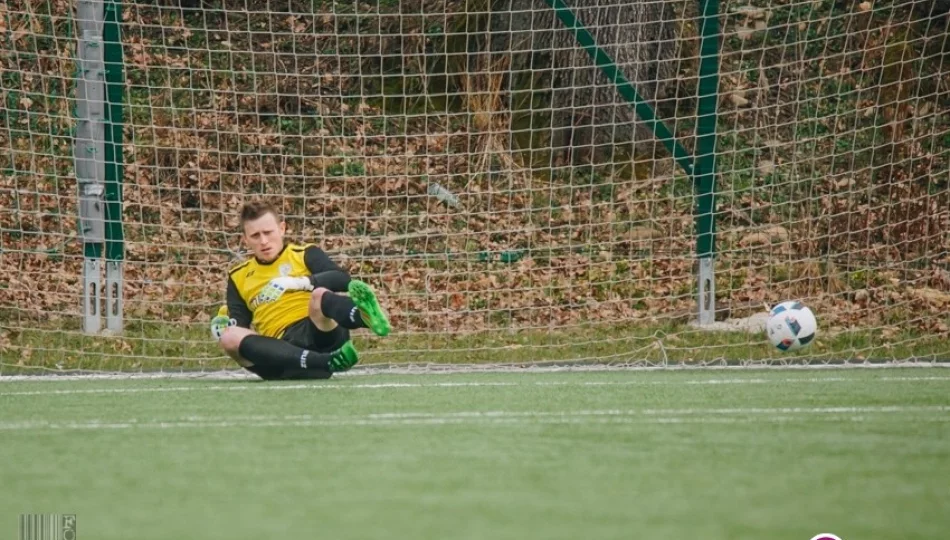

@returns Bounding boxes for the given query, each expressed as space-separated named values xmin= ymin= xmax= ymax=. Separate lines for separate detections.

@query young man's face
xmin=242 ymin=212 xmax=286 ymax=263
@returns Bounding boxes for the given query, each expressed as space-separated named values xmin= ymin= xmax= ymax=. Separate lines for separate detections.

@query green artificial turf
xmin=1 ymin=368 xmax=948 ymax=539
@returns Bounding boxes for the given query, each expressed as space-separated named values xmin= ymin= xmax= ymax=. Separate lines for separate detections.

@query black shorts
xmin=280 ymin=317 xmax=350 ymax=353
xmin=246 ymin=365 xmax=333 ymax=381
xmin=244 ymin=366 xmax=333 ymax=381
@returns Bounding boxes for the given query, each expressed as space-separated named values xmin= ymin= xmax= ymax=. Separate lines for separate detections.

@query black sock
xmin=264 ymin=367 xmax=332 ymax=381
xmin=321 ymin=292 xmax=367 ymax=329
xmin=238 ymin=334 xmax=332 ymax=374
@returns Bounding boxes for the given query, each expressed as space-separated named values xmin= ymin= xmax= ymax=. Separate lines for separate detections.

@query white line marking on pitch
xmin=0 ymin=406 xmax=947 ymax=431
xmin=2 ymin=376 xmax=950 ymax=397
xmin=3 ymin=362 xmax=949 ymax=382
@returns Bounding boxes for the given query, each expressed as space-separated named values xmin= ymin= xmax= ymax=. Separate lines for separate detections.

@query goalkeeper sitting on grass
xmin=210 ymin=200 xmax=390 ymax=380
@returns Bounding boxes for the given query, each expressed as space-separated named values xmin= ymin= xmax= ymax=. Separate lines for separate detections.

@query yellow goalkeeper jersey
xmin=226 ymin=243 xmax=315 ymax=338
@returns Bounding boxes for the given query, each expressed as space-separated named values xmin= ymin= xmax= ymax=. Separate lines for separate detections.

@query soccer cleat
xmin=347 ymin=279 xmax=391 ymax=337
xmin=327 ymin=340 xmax=359 ymax=372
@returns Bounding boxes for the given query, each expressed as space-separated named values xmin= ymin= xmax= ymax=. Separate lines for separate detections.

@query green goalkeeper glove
xmin=210 ymin=306 xmax=236 ymax=341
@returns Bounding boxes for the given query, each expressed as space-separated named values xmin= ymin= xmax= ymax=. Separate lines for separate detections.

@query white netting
xmin=0 ymin=0 xmax=948 ymax=373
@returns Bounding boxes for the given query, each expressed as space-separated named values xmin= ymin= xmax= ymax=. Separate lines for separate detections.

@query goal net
xmin=1 ymin=0 xmax=948 ymax=373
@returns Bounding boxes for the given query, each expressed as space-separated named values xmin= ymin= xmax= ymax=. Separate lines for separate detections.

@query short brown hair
xmin=239 ymin=200 xmax=282 ymax=225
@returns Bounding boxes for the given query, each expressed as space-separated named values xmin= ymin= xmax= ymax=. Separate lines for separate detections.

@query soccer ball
xmin=766 ymin=301 xmax=817 ymax=351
